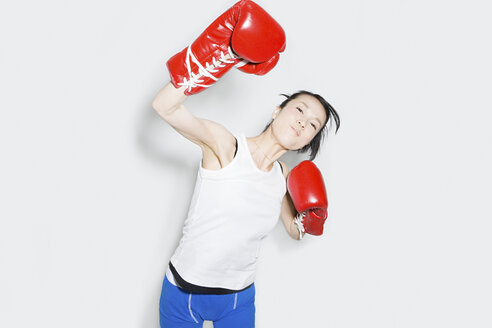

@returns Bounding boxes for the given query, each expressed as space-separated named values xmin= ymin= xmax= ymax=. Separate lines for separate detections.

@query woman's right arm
xmin=152 ymin=82 xmax=236 ymax=168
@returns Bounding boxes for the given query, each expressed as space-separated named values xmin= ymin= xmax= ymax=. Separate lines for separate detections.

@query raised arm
xmin=152 ymin=83 xmax=236 ymax=170
xmin=152 ymin=0 xmax=286 ymax=168
xmin=152 ymin=82 xmax=232 ymax=149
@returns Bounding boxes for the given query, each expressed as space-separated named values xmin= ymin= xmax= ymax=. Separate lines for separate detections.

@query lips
xmin=290 ymin=126 xmax=300 ymax=136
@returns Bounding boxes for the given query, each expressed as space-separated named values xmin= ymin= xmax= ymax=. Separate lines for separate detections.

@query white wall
xmin=1 ymin=0 xmax=491 ymax=327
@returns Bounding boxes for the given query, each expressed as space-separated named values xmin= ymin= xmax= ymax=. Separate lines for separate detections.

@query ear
xmin=272 ymin=106 xmax=281 ymax=119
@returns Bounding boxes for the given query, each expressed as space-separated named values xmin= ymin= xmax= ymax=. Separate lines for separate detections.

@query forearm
xmin=152 ymin=82 xmax=188 ymax=118
xmin=281 ymin=193 xmax=305 ymax=241
xmin=289 ymin=216 xmax=305 ymax=240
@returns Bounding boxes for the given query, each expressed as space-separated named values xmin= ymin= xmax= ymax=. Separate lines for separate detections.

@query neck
xmin=247 ymin=128 xmax=288 ymax=171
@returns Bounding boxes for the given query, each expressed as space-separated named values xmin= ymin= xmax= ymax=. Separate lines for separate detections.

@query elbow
xmin=151 ymin=99 xmax=158 ymax=111
xmin=152 ymin=101 xmax=172 ymax=120
xmin=152 ymin=99 xmax=164 ymax=114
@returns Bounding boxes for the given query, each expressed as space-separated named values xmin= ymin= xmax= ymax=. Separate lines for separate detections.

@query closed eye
xmin=297 ymin=107 xmax=303 ymax=113
xmin=311 ymin=123 xmax=317 ymax=130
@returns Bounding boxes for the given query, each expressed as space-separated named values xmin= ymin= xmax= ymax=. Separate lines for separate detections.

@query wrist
xmin=292 ymin=213 xmax=305 ymax=240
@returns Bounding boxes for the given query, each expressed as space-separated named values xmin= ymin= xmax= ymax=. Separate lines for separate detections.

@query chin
xmin=276 ymin=133 xmax=296 ymax=149
xmin=274 ymin=125 xmax=305 ymax=149
xmin=284 ymin=139 xmax=307 ymax=151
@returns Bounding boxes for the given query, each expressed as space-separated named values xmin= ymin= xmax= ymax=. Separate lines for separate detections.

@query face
xmin=271 ymin=94 xmax=327 ymax=150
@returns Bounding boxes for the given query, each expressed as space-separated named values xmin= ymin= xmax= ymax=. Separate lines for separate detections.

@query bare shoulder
xmin=279 ymin=161 xmax=290 ymax=180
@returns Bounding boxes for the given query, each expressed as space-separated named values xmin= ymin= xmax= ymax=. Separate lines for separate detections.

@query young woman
xmin=152 ymin=1 xmax=340 ymax=327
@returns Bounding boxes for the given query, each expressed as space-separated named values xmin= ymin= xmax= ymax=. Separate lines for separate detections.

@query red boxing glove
xmin=236 ymin=52 xmax=283 ymax=75
xmin=287 ymin=161 xmax=328 ymax=239
xmin=166 ymin=0 xmax=286 ymax=95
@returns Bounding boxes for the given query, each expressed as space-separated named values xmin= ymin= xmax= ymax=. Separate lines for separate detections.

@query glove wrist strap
xmin=293 ymin=212 xmax=305 ymax=240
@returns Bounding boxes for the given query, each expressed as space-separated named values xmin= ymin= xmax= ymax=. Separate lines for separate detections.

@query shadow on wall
xmin=136 ymin=104 xmax=201 ymax=171
xmin=136 ymin=103 xmax=202 ymax=328
xmin=135 ymin=103 xmax=201 ymax=240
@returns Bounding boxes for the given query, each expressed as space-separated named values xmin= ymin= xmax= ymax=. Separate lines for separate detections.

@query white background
xmin=1 ymin=0 xmax=491 ymax=327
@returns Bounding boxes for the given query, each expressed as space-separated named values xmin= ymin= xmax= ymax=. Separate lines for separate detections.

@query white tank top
xmin=169 ymin=133 xmax=286 ymax=290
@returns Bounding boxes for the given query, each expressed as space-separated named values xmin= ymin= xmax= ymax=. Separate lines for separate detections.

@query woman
xmin=152 ymin=1 xmax=340 ymax=327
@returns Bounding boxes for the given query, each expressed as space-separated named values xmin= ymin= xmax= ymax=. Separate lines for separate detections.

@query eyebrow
xmin=299 ymin=101 xmax=322 ymax=125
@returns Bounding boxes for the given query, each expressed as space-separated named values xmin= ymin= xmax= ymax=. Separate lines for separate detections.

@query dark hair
xmin=262 ymin=90 xmax=340 ymax=160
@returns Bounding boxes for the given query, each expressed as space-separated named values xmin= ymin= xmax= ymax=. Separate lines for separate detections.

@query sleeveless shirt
xmin=168 ymin=133 xmax=286 ymax=291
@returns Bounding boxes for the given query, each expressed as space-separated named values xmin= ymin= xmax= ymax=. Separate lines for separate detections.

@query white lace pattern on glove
xmin=294 ymin=212 xmax=306 ymax=240
xmin=178 ymin=46 xmax=237 ymax=92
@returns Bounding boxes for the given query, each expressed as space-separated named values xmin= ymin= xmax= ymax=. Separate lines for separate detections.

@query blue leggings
xmin=159 ymin=275 xmax=256 ymax=328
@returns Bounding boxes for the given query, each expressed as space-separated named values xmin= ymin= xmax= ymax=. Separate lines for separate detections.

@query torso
xmin=170 ymin=132 xmax=288 ymax=292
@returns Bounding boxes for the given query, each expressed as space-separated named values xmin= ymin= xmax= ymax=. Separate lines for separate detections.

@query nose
xmin=297 ymin=119 xmax=305 ymax=129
